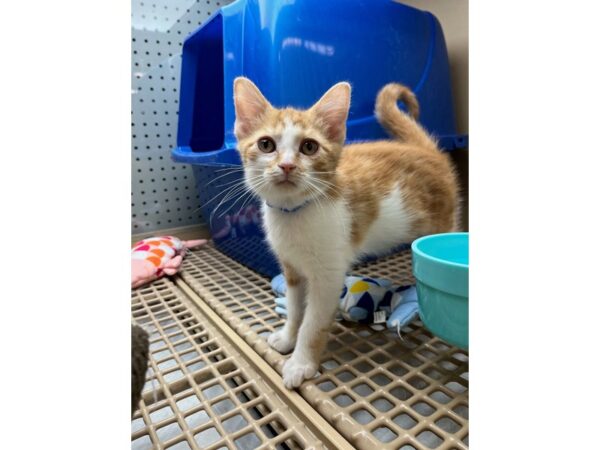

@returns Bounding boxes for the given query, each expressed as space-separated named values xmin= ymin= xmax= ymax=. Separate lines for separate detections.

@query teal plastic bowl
xmin=412 ymin=233 xmax=468 ymax=349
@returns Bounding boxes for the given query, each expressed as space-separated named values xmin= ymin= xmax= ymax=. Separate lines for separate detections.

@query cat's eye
xmin=300 ymin=139 xmax=319 ymax=155
xmin=257 ymin=137 xmax=276 ymax=153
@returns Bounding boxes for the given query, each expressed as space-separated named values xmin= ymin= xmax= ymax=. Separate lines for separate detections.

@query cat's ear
xmin=233 ymin=77 xmax=272 ymax=139
xmin=311 ymin=82 xmax=351 ymax=144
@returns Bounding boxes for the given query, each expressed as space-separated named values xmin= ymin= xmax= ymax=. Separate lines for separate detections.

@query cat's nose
xmin=278 ymin=163 xmax=296 ymax=175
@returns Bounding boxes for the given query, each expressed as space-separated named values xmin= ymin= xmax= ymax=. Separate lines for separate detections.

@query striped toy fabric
xmin=131 ymin=236 xmax=206 ymax=288
xmin=132 ymin=236 xmax=185 ymax=267
xmin=272 ymin=274 xmax=419 ymax=330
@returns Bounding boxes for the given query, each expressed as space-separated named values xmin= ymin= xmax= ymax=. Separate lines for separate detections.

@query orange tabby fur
xmin=233 ymin=78 xmax=458 ymax=388
xmin=234 ymin=80 xmax=459 ymax=248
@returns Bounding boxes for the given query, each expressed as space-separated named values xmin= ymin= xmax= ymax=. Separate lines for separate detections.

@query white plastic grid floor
xmin=131 ymin=243 xmax=469 ymax=449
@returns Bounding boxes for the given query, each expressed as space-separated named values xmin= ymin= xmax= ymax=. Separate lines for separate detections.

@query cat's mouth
xmin=274 ymin=179 xmax=297 ymax=187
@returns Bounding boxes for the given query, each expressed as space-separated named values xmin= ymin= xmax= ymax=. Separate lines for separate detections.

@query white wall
xmin=398 ymin=0 xmax=468 ymax=134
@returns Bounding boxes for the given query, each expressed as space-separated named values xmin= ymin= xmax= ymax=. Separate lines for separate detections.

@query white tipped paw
xmin=282 ymin=356 xmax=317 ymax=389
xmin=267 ymin=329 xmax=296 ymax=354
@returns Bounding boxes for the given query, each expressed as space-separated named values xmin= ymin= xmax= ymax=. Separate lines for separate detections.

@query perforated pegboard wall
xmin=131 ymin=0 xmax=233 ymax=233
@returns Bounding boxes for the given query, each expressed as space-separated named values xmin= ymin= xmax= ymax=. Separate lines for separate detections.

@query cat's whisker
xmin=214 ymin=179 xmax=246 ymax=189
xmin=217 ymin=192 xmax=250 ymax=219
xmin=309 ymin=177 xmax=344 ymax=199
xmin=311 ymin=179 xmax=342 ymax=194
xmin=304 ymin=178 xmax=348 ymax=238
xmin=222 ymin=178 xmax=272 ymax=219
xmin=214 ymin=174 xmax=263 ymax=189
xmin=209 ymin=181 xmax=256 ymax=224
xmin=205 ymin=170 xmax=245 ymax=187
xmin=217 ymin=184 xmax=258 ymax=219
xmin=309 ymin=173 xmax=339 ymax=184
xmin=304 ymin=180 xmax=329 ymax=212
xmin=213 ymin=167 xmax=246 ymax=173
xmin=234 ymin=188 xmax=259 ymax=217
xmin=196 ymin=189 xmax=230 ymax=210
xmin=202 ymin=174 xmax=265 ymax=208
xmin=199 ymin=182 xmax=244 ymax=208
xmin=211 ymin=175 xmax=268 ymax=223
xmin=315 ymin=183 xmax=344 ymax=200
xmin=216 ymin=181 xmax=253 ymax=208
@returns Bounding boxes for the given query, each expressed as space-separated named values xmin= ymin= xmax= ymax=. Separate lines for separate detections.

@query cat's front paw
xmin=282 ymin=356 xmax=317 ymax=389
xmin=267 ymin=329 xmax=296 ymax=354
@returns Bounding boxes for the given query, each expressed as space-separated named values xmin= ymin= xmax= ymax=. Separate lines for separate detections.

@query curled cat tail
xmin=375 ymin=83 xmax=437 ymax=151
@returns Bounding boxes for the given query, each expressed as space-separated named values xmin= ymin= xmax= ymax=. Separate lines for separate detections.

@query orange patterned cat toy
xmin=131 ymin=236 xmax=207 ymax=288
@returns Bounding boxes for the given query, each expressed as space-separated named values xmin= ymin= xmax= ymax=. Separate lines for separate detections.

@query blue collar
xmin=266 ymin=200 xmax=311 ymax=213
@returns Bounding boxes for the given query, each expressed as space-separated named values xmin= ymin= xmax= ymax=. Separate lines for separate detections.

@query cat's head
xmin=233 ymin=77 xmax=351 ymax=208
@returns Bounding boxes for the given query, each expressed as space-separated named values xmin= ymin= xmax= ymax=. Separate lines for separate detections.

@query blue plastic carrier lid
xmin=173 ymin=0 xmax=468 ymax=165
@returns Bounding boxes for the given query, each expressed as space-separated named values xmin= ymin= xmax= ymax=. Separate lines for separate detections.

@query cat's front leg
xmin=268 ymin=263 xmax=305 ymax=354
xmin=282 ymin=269 xmax=345 ymax=389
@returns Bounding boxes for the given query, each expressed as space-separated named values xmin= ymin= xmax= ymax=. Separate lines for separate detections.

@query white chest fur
xmin=263 ymin=185 xmax=416 ymax=272
xmin=262 ymin=200 xmax=353 ymax=276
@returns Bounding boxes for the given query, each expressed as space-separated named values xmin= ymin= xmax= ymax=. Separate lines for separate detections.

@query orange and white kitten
xmin=233 ymin=77 xmax=458 ymax=388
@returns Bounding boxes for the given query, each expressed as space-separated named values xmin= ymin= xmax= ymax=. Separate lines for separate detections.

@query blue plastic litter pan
xmin=172 ymin=0 xmax=468 ymax=277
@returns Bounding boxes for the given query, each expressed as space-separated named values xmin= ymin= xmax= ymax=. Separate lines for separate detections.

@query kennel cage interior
xmin=171 ymin=0 xmax=468 ymax=277
xmin=132 ymin=0 xmax=469 ymax=448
